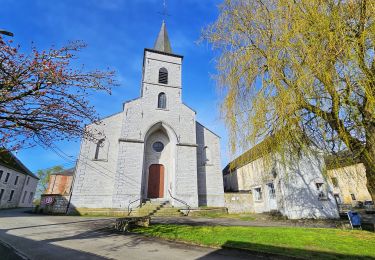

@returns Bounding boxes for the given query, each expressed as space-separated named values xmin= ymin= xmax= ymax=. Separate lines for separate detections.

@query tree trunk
xmin=364 ymin=161 xmax=375 ymax=202
xmin=362 ymin=127 xmax=375 ymax=202
xmin=363 ymin=160 xmax=375 ymax=202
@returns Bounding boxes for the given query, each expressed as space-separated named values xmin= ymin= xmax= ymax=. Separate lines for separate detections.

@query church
xmin=69 ymin=22 xmax=225 ymax=210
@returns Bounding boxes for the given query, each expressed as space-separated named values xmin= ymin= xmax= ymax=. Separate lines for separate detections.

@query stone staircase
xmin=129 ymin=199 xmax=183 ymax=217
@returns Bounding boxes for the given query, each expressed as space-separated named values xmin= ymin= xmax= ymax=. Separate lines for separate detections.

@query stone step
xmin=152 ymin=212 xmax=183 ymax=217
xmin=72 ymin=208 xmax=129 ymax=217
xmin=150 ymin=206 xmax=183 ymax=217
xmin=128 ymin=199 xmax=181 ymax=217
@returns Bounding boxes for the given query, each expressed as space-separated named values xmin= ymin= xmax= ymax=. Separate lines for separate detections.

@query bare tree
xmin=0 ymin=37 xmax=116 ymax=150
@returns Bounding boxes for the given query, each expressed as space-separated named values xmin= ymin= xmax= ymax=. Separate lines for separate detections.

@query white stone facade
xmin=0 ymin=161 xmax=38 ymax=209
xmin=70 ymin=28 xmax=224 ymax=210
xmin=224 ymin=152 xmax=339 ymax=219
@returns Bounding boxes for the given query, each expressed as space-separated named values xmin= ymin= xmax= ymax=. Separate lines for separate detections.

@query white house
xmin=69 ymin=22 xmax=224 ymax=211
xmin=223 ymin=139 xmax=339 ymax=219
xmin=0 ymin=149 xmax=39 ymax=209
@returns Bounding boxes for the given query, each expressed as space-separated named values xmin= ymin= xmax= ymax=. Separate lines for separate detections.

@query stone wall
xmin=70 ymin=112 xmax=123 ymax=209
xmin=224 ymin=152 xmax=339 ymax=219
xmin=327 ymin=163 xmax=371 ymax=205
xmin=196 ymin=123 xmax=224 ymax=207
xmin=278 ymin=153 xmax=339 ymax=219
xmin=0 ymin=164 xmax=38 ymax=209
xmin=18 ymin=176 xmax=38 ymax=208
xmin=40 ymin=194 xmax=70 ymax=214
xmin=224 ymin=193 xmax=254 ymax=213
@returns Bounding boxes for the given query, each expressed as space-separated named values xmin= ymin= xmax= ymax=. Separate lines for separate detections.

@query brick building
xmin=45 ymin=168 xmax=74 ymax=195
xmin=69 ymin=22 xmax=224 ymax=210
xmin=0 ymin=149 xmax=39 ymax=209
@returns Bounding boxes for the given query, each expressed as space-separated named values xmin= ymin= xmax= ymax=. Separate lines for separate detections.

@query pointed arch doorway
xmin=147 ymin=164 xmax=165 ymax=198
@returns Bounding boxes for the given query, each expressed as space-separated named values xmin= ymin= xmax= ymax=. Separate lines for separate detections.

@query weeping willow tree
xmin=204 ymin=0 xmax=375 ymax=200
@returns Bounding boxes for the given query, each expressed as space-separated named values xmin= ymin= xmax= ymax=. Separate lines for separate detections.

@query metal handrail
xmin=127 ymin=198 xmax=142 ymax=216
xmin=168 ymin=189 xmax=191 ymax=216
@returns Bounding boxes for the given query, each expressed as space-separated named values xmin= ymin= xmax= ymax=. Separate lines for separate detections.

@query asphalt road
xmin=0 ymin=208 xmax=268 ymax=260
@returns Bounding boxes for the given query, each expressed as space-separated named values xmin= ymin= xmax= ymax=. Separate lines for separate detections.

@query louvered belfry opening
xmin=158 ymin=67 xmax=168 ymax=84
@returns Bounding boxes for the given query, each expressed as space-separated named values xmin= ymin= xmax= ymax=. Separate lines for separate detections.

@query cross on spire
xmin=158 ymin=0 xmax=170 ymax=21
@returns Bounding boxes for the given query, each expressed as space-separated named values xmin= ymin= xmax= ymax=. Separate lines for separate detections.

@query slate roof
xmin=51 ymin=168 xmax=75 ymax=176
xmin=0 ymin=149 xmax=39 ymax=179
xmin=223 ymin=139 xmax=362 ymax=174
xmin=324 ymin=151 xmax=362 ymax=170
xmin=222 ymin=137 xmax=276 ymax=175
xmin=153 ymin=21 xmax=172 ymax=54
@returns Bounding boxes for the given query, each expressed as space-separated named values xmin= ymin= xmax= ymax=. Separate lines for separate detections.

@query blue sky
xmin=1 ymin=0 xmax=232 ymax=173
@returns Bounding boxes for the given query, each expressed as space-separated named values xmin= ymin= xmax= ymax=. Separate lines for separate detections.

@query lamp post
xmin=0 ymin=29 xmax=14 ymax=37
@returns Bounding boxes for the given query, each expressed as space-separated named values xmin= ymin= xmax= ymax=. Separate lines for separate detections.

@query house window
xmin=0 ymin=189 xmax=4 ymax=201
xmin=157 ymin=92 xmax=166 ymax=109
xmin=4 ymin=172 xmax=10 ymax=183
xmin=351 ymin=193 xmax=356 ymax=201
xmin=0 ymin=170 xmax=3 ymax=180
xmin=26 ymin=176 xmax=30 ymax=185
xmin=94 ymin=138 xmax=105 ymax=160
xmin=14 ymin=176 xmax=19 ymax=185
xmin=22 ymin=191 xmax=27 ymax=203
xmin=253 ymin=187 xmax=262 ymax=201
xmin=28 ymin=192 xmax=34 ymax=203
xmin=158 ymin=67 xmax=168 ymax=84
xmin=331 ymin=177 xmax=338 ymax=187
xmin=8 ymin=190 xmax=14 ymax=201
xmin=267 ymin=183 xmax=276 ymax=199
xmin=316 ymin=183 xmax=327 ymax=200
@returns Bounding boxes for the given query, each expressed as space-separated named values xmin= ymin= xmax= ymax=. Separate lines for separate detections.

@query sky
xmin=1 ymin=0 xmax=233 ymax=173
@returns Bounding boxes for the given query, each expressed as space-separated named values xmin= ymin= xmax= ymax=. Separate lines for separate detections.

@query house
xmin=223 ymin=139 xmax=339 ymax=219
xmin=40 ymin=168 xmax=74 ymax=214
xmin=69 ymin=21 xmax=224 ymax=211
xmin=45 ymin=168 xmax=74 ymax=195
xmin=325 ymin=153 xmax=372 ymax=206
xmin=0 ymin=149 xmax=39 ymax=208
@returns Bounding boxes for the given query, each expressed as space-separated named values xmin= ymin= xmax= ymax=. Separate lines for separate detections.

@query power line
xmin=47 ymin=144 xmax=142 ymax=187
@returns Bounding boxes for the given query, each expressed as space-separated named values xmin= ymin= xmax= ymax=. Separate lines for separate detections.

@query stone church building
xmin=70 ymin=22 xmax=224 ymax=210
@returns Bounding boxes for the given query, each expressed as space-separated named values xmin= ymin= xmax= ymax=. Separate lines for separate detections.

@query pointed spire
xmin=153 ymin=21 xmax=172 ymax=54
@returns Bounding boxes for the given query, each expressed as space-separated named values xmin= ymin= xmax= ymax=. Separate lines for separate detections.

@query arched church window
xmin=94 ymin=138 xmax=105 ymax=160
xmin=158 ymin=67 xmax=168 ymax=84
xmin=158 ymin=92 xmax=166 ymax=109
xmin=204 ymin=146 xmax=211 ymax=163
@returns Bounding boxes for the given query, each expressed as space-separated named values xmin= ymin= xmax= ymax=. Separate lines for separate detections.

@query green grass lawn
xmin=191 ymin=211 xmax=256 ymax=221
xmin=133 ymin=224 xmax=375 ymax=259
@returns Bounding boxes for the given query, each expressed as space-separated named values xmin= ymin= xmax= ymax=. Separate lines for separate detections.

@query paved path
xmin=0 ymin=209 xmax=270 ymax=260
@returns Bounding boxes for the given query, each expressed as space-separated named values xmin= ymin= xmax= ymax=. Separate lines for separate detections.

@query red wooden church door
xmin=147 ymin=164 xmax=164 ymax=198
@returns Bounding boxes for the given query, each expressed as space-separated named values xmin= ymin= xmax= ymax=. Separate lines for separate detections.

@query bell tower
xmin=141 ymin=22 xmax=183 ymax=107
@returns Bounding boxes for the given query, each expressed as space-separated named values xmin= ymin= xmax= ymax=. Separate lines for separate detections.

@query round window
xmin=152 ymin=141 xmax=164 ymax=152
